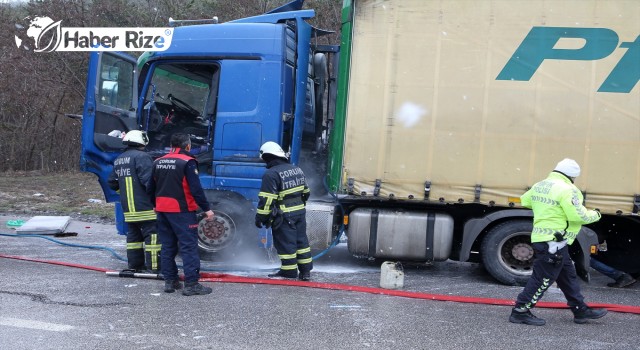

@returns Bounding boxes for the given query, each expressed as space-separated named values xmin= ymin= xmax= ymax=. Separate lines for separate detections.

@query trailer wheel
xmin=481 ymin=220 xmax=534 ymax=286
xmin=197 ymin=192 xmax=255 ymax=260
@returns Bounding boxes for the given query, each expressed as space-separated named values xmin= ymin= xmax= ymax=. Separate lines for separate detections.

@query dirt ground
xmin=0 ymin=171 xmax=115 ymax=224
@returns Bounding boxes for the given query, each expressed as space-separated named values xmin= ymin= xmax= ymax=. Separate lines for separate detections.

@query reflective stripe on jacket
xmin=107 ymin=148 xmax=156 ymax=223
xmin=521 ymin=171 xmax=601 ymax=244
xmin=256 ymin=158 xmax=310 ymax=223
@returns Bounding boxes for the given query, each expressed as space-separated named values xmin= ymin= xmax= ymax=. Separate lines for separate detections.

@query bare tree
xmin=0 ymin=0 xmax=341 ymax=172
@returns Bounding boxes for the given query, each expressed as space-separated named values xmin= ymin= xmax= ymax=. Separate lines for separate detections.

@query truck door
xmin=80 ymin=51 xmax=138 ymax=202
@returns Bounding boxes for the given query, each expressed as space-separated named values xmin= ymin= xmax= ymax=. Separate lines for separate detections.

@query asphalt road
xmin=1 ymin=215 xmax=639 ymax=350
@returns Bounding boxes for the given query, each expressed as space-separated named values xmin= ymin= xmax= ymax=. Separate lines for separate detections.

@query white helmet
xmin=259 ymin=141 xmax=287 ymax=159
xmin=122 ymin=130 xmax=149 ymax=146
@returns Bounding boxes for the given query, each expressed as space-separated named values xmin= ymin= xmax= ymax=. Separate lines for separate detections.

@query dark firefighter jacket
xmin=107 ymin=148 xmax=156 ymax=222
xmin=256 ymin=158 xmax=310 ymax=225
xmin=148 ymin=148 xmax=210 ymax=213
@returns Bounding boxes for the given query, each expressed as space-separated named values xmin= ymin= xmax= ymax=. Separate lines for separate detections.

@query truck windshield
xmin=142 ymin=62 xmax=219 ymax=158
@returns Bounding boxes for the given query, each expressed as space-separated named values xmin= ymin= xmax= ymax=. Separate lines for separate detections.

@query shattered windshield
xmin=142 ymin=62 xmax=219 ymax=156
xmin=145 ymin=64 xmax=210 ymax=116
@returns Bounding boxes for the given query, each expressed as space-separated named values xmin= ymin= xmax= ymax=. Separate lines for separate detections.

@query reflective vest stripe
xmin=124 ymin=210 xmax=156 ymax=222
xmin=259 ymin=192 xmax=279 ymax=199
xmin=127 ymin=242 xmax=143 ymax=250
xmin=145 ymin=233 xmax=161 ymax=271
xmin=278 ymin=253 xmax=297 ymax=260
xmin=125 ymin=177 xmax=135 ymax=212
xmin=258 ymin=191 xmax=278 ymax=215
xmin=297 ymin=247 xmax=311 ymax=254
xmin=278 ymin=185 xmax=305 ymax=199
xmin=280 ymin=203 xmax=305 ymax=213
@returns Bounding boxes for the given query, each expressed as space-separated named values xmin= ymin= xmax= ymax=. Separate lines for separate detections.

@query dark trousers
xmin=516 ymin=242 xmax=586 ymax=309
xmin=126 ymin=220 xmax=160 ymax=271
xmin=590 ymin=257 xmax=623 ymax=281
xmin=157 ymin=212 xmax=201 ymax=283
xmin=272 ymin=213 xmax=313 ymax=273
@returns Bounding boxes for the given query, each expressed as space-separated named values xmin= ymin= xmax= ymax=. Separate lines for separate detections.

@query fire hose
xmin=0 ymin=252 xmax=639 ymax=315
xmin=2 ymin=179 xmax=638 ymax=314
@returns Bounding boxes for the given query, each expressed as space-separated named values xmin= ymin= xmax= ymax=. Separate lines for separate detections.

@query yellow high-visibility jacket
xmin=521 ymin=171 xmax=601 ymax=244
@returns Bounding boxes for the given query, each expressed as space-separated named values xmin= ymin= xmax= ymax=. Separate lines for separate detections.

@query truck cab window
xmin=142 ymin=62 xmax=219 ymax=161
xmin=92 ymin=54 xmax=137 ymax=153
xmin=98 ymin=55 xmax=134 ymax=110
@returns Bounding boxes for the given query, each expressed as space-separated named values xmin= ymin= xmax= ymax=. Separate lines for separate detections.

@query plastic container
xmin=380 ymin=261 xmax=404 ymax=289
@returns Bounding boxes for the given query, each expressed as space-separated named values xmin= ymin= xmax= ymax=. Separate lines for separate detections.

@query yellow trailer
xmin=326 ymin=0 xmax=640 ymax=285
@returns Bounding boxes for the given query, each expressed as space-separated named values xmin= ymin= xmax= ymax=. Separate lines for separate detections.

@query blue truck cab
xmin=80 ymin=1 xmax=333 ymax=256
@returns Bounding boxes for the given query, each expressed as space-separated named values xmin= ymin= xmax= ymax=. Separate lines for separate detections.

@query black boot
xmin=182 ymin=282 xmax=212 ymax=296
xmin=573 ymin=306 xmax=607 ymax=324
xmin=268 ymin=270 xmax=298 ymax=279
xmin=164 ymin=280 xmax=182 ymax=293
xmin=607 ymin=273 xmax=637 ymax=288
xmin=298 ymin=271 xmax=311 ymax=281
xmin=509 ymin=307 xmax=546 ymax=326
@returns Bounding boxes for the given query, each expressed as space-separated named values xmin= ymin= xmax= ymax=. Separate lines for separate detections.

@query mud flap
xmin=571 ymin=227 xmax=599 ymax=283
xmin=573 ymin=252 xmax=591 ymax=283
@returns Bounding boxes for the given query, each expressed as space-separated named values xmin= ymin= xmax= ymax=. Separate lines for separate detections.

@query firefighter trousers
xmin=272 ymin=213 xmax=313 ymax=274
xmin=126 ymin=220 xmax=161 ymax=272
xmin=157 ymin=212 xmax=201 ymax=283
xmin=516 ymin=242 xmax=586 ymax=310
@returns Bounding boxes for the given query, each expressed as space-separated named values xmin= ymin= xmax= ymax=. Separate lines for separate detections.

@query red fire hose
xmin=1 ymin=253 xmax=639 ymax=315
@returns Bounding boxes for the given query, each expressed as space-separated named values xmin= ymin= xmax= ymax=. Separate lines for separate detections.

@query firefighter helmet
xmin=259 ymin=141 xmax=287 ymax=159
xmin=122 ymin=130 xmax=149 ymax=146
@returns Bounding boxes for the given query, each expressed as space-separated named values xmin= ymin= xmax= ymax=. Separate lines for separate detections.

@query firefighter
xmin=107 ymin=130 xmax=161 ymax=273
xmin=148 ymin=133 xmax=214 ymax=296
xmin=509 ymin=158 xmax=607 ymax=326
xmin=255 ymin=141 xmax=313 ymax=281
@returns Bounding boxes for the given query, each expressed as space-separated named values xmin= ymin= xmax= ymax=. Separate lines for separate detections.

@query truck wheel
xmin=197 ymin=192 xmax=255 ymax=260
xmin=481 ymin=220 xmax=533 ymax=286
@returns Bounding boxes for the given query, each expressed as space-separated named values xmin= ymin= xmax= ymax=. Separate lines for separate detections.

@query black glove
xmin=255 ymin=218 xmax=263 ymax=228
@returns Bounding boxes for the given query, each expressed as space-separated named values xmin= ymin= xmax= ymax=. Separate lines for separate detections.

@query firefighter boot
xmin=509 ymin=307 xmax=546 ymax=326
xmin=298 ymin=270 xmax=311 ymax=281
xmin=572 ymin=306 xmax=607 ymax=324
xmin=182 ymin=282 xmax=212 ymax=296
xmin=164 ymin=280 xmax=183 ymax=293
xmin=268 ymin=270 xmax=298 ymax=279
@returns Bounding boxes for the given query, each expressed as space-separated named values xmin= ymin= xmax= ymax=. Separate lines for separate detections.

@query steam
xmin=299 ymin=148 xmax=330 ymax=199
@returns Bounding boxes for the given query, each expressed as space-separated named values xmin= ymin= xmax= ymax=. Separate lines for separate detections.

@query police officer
xmin=255 ymin=142 xmax=313 ymax=281
xmin=107 ymin=130 xmax=160 ymax=273
xmin=510 ymin=158 xmax=607 ymax=326
xmin=148 ymin=133 xmax=214 ymax=296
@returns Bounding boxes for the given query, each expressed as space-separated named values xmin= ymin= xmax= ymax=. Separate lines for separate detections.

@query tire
xmin=480 ymin=220 xmax=534 ymax=286
xmin=197 ymin=191 xmax=256 ymax=261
